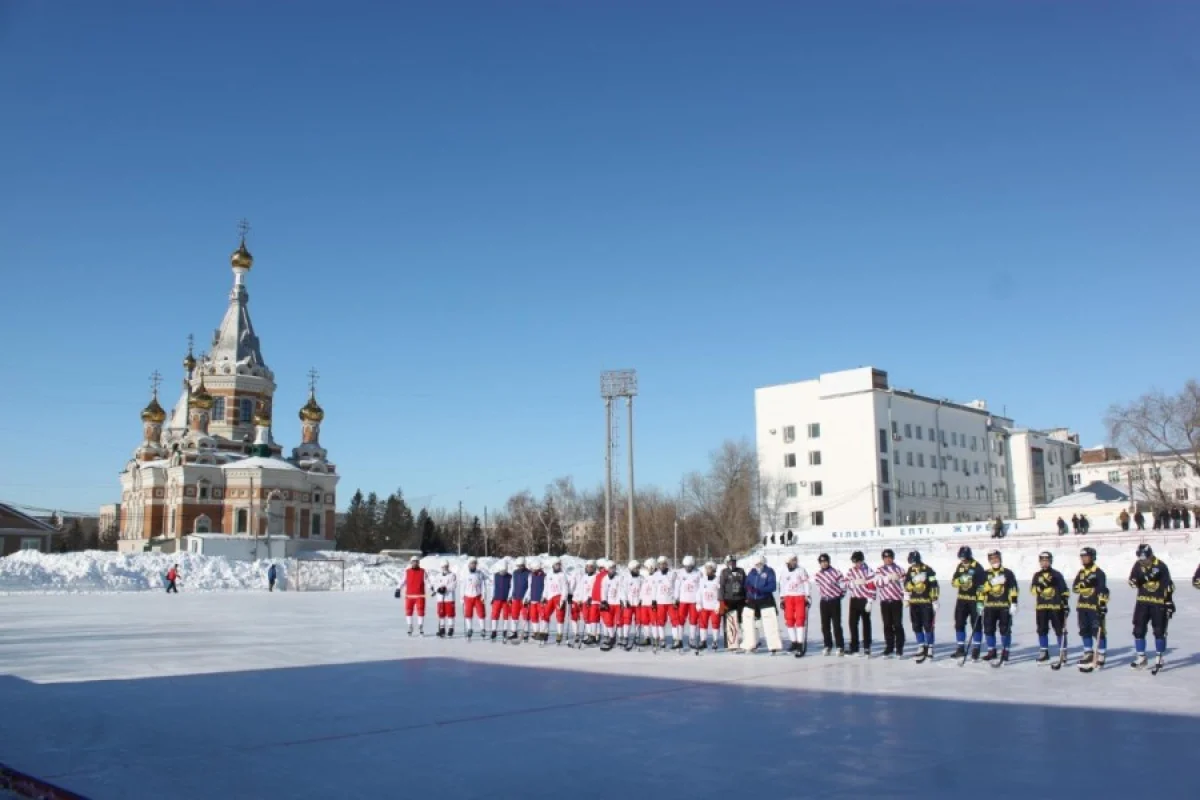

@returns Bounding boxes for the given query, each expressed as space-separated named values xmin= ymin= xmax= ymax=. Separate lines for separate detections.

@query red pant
xmin=463 ymin=596 xmax=484 ymax=620
xmin=508 ymin=599 xmax=527 ymax=620
xmin=405 ymin=596 xmax=426 ymax=617
xmin=437 ymin=601 xmax=455 ymax=619
xmin=570 ymin=602 xmax=585 ymax=621
xmin=783 ymin=596 xmax=808 ymax=628
xmin=490 ymin=599 xmax=510 ymax=621
xmin=545 ymin=597 xmax=564 ymax=623
xmin=654 ymin=604 xmax=672 ymax=627
xmin=677 ymin=602 xmax=698 ymax=625
xmin=585 ymin=603 xmax=601 ymax=624
xmin=637 ymin=606 xmax=653 ymax=626
xmin=621 ymin=606 xmax=635 ymax=625
xmin=698 ymin=609 xmax=721 ymax=630
xmin=600 ymin=605 xmax=617 ymax=627
xmin=528 ymin=602 xmax=544 ymax=624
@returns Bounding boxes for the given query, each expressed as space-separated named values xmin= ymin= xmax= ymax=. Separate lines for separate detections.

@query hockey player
xmin=697 ymin=562 xmax=722 ymax=650
xmin=876 ymin=549 xmax=906 ymax=658
xmin=1073 ymin=546 xmax=1109 ymax=672
xmin=544 ymin=557 xmax=570 ymax=644
xmin=622 ymin=560 xmax=643 ymax=648
xmin=675 ymin=555 xmax=704 ymax=650
xmin=509 ymin=557 xmax=530 ymax=642
xmin=719 ymin=555 xmax=747 ymax=649
xmin=601 ymin=560 xmax=624 ymax=649
xmin=638 ymin=558 xmax=657 ymax=647
xmin=652 ymin=557 xmax=677 ymax=648
xmin=397 ymin=555 xmax=428 ymax=637
xmin=567 ymin=563 xmax=586 ymax=644
xmin=846 ymin=551 xmax=876 ymax=657
xmin=588 ymin=559 xmax=610 ymax=646
xmin=525 ymin=559 xmax=546 ymax=643
xmin=904 ymin=551 xmax=939 ymax=662
xmin=951 ymin=546 xmax=986 ymax=662
xmin=489 ymin=560 xmax=512 ymax=641
xmin=432 ymin=559 xmax=458 ymax=638
xmin=980 ymin=550 xmax=1018 ymax=664
xmin=814 ymin=553 xmax=846 ymax=656
xmin=1030 ymin=551 xmax=1070 ymax=665
xmin=779 ymin=553 xmax=811 ymax=654
xmin=741 ymin=555 xmax=783 ymax=654
xmin=461 ymin=557 xmax=487 ymax=640
xmin=1128 ymin=544 xmax=1176 ymax=671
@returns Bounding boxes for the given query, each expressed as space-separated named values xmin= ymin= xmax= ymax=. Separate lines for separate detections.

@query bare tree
xmin=1107 ymin=381 xmax=1200 ymax=481
xmin=682 ymin=439 xmax=759 ymax=556
xmin=757 ymin=471 xmax=791 ymax=540
xmin=504 ymin=490 xmax=542 ymax=555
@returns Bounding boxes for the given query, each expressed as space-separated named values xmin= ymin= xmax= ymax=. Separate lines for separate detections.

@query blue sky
xmin=2 ymin=2 xmax=1197 ymax=518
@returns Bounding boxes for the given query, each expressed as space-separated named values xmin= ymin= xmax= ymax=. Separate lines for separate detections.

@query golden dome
xmin=299 ymin=391 xmax=325 ymax=423
xmin=190 ymin=377 xmax=215 ymax=411
xmin=253 ymin=400 xmax=272 ymax=427
xmin=183 ymin=352 xmax=197 ymax=372
xmin=231 ymin=238 xmax=254 ymax=270
xmin=141 ymin=393 xmax=167 ymax=424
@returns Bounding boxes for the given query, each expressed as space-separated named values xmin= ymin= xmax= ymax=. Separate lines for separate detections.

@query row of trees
xmin=1106 ymin=379 xmax=1200 ymax=510
xmin=335 ymin=439 xmax=762 ymax=559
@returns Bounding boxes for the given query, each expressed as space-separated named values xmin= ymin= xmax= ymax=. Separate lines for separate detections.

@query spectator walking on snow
xmin=267 ymin=563 xmax=277 ymax=592
xmin=1135 ymin=510 xmax=1146 ymax=531
xmin=165 ymin=564 xmax=179 ymax=594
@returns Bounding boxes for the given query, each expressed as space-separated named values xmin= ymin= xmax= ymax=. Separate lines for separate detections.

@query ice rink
xmin=1 ymin=584 xmax=1197 ymax=799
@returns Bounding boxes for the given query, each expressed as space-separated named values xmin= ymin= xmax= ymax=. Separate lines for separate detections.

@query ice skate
xmin=490 ymin=631 xmax=497 ymax=642
xmin=1035 ymin=649 xmax=1050 ymax=665
xmin=556 ymin=633 xmax=563 ymax=645
xmin=1131 ymin=654 xmax=1148 ymax=670
xmin=1077 ymin=651 xmax=1095 ymax=672
xmin=672 ymin=640 xmax=683 ymax=651
xmin=982 ymin=648 xmax=997 ymax=662
xmin=1151 ymin=654 xmax=1165 ymax=675
xmin=836 ymin=648 xmax=845 ymax=657
xmin=990 ymin=649 xmax=1008 ymax=668
xmin=447 ymin=628 xmax=454 ymax=639
xmin=436 ymin=628 xmax=445 ymax=638
xmin=952 ymin=645 xmax=966 ymax=660
xmin=823 ymin=647 xmax=832 ymax=657
xmin=971 ymin=646 xmax=981 ymax=662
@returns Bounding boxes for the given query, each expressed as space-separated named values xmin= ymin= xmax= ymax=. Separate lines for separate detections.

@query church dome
xmin=299 ymin=392 xmax=325 ymax=423
xmin=141 ymin=394 xmax=167 ymax=424
xmin=191 ymin=378 xmax=215 ymax=411
xmin=231 ymin=239 xmax=253 ymax=270
xmin=254 ymin=401 xmax=272 ymax=427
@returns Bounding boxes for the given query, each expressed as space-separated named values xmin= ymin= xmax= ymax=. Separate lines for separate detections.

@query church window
xmin=212 ymin=397 xmax=225 ymax=423
xmin=239 ymin=398 xmax=254 ymax=424
xmin=194 ymin=515 xmax=212 ymax=534
xmin=311 ymin=513 xmax=321 ymax=538
xmin=235 ymin=508 xmax=249 ymax=533
xmin=312 ymin=489 xmax=322 ymax=505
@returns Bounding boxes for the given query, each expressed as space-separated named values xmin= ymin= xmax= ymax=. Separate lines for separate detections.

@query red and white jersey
xmin=675 ymin=569 xmax=703 ymax=603
xmin=431 ymin=571 xmax=457 ymax=601
xmin=699 ymin=575 xmax=721 ymax=611
xmin=576 ymin=571 xmax=598 ymax=604
xmin=591 ymin=569 xmax=609 ymax=603
xmin=398 ymin=567 xmax=426 ymax=597
xmin=461 ymin=569 xmax=486 ymax=599
xmin=567 ymin=570 xmax=583 ymax=599
xmin=652 ymin=570 xmax=677 ymax=604
xmin=781 ymin=566 xmax=811 ymax=598
xmin=545 ymin=570 xmax=570 ymax=600
xmin=846 ymin=563 xmax=877 ymax=600
xmin=874 ymin=563 xmax=906 ymax=602
xmin=625 ymin=574 xmax=644 ymax=606
xmin=605 ymin=573 xmax=623 ymax=606
xmin=639 ymin=573 xmax=657 ymax=605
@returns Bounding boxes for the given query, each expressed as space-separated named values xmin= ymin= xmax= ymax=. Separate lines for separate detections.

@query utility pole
xmin=483 ymin=506 xmax=489 ymax=558
xmin=457 ymin=501 xmax=463 ymax=555
xmin=604 ymin=394 xmax=613 ymax=559
xmin=627 ymin=394 xmax=636 ymax=562
xmin=601 ymin=369 xmax=637 ymax=563
xmin=674 ymin=477 xmax=683 ymax=564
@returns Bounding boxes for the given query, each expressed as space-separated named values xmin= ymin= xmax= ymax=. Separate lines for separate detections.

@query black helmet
xmin=957 ymin=546 xmax=973 ymax=560
xmin=817 ymin=553 xmax=830 ymax=564
xmin=724 ymin=554 xmax=736 ymax=564
xmin=851 ymin=550 xmax=865 ymax=563
xmin=907 ymin=550 xmax=921 ymax=565
xmin=1136 ymin=544 xmax=1153 ymax=560
xmin=881 ymin=548 xmax=895 ymax=559
xmin=1079 ymin=547 xmax=1096 ymax=561
xmin=987 ymin=549 xmax=1001 ymax=561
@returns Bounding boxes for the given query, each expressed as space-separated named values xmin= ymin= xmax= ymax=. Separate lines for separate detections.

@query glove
xmin=394 ymin=589 xmax=402 ymax=599
xmin=566 ymin=594 xmax=573 ymax=604
xmin=673 ymin=602 xmax=680 ymax=610
xmin=864 ymin=601 xmax=872 ymax=613
xmin=651 ymin=601 xmax=658 ymax=611
xmin=932 ymin=602 xmax=939 ymax=612
xmin=975 ymin=602 xmax=984 ymax=615
xmin=437 ymin=587 xmax=446 ymax=595
xmin=806 ymin=598 xmax=811 ymax=608
xmin=1009 ymin=604 xmax=1017 ymax=615
xmin=1167 ymin=600 xmax=1176 ymax=619
xmin=600 ymin=601 xmax=610 ymax=612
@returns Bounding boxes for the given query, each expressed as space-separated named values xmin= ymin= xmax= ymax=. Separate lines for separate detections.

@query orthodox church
xmin=115 ymin=231 xmax=338 ymax=551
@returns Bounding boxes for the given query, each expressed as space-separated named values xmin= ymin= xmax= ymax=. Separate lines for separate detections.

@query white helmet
xmin=627 ymin=560 xmax=639 ymax=571
xmin=514 ymin=557 xmax=526 ymax=568
xmin=753 ymin=554 xmax=766 ymax=567
xmin=467 ymin=556 xmax=478 ymax=565
xmin=495 ymin=559 xmax=509 ymax=573
xmin=529 ymin=558 xmax=542 ymax=570
xmin=604 ymin=558 xmax=615 ymax=570
xmin=643 ymin=558 xmax=656 ymax=571
xmin=785 ymin=552 xmax=798 ymax=565
xmin=550 ymin=556 xmax=562 ymax=569
xmin=657 ymin=555 xmax=669 ymax=565
xmin=409 ymin=555 xmax=420 ymax=564
xmin=682 ymin=555 xmax=696 ymax=568
xmin=585 ymin=559 xmax=596 ymax=568
xmin=704 ymin=561 xmax=717 ymax=572
xmin=439 ymin=558 xmax=450 ymax=570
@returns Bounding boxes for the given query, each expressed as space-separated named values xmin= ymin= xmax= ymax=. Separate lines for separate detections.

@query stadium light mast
xmin=600 ymin=369 xmax=637 ymax=560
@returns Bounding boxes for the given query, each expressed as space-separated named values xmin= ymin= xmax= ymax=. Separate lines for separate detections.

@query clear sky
xmin=2 ymin=1 xmax=1197 ymax=518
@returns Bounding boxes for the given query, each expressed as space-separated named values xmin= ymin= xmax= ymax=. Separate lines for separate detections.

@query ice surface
xmin=1 ymin=574 xmax=1197 ymax=799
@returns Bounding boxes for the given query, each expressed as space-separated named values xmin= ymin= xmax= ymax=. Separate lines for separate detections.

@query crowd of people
xmin=397 ymin=546 xmax=1200 ymax=671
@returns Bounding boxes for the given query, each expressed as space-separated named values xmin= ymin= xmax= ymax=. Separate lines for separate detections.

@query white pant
xmin=740 ymin=605 xmax=784 ymax=652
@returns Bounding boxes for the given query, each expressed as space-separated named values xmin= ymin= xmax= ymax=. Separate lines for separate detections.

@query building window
xmin=782 ymin=426 xmax=795 ymax=443
xmin=785 ymin=483 xmax=798 ymax=498
xmin=880 ymin=459 xmax=890 ymax=484
xmin=239 ymin=398 xmax=254 ymax=424
xmin=784 ymin=453 xmax=797 ymax=468
xmin=784 ymin=511 xmax=800 ymax=527
xmin=1172 ymin=465 xmax=1187 ymax=479
xmin=971 ymin=436 xmax=977 ymax=451
xmin=313 ymin=490 xmax=322 ymax=505
xmin=1000 ymin=465 xmax=1007 ymax=478
xmin=955 ymin=486 xmax=961 ymax=499
xmin=1048 ymin=451 xmax=1056 ymax=465
xmin=916 ymin=427 xmax=923 ymax=440
xmin=907 ymin=452 xmax=914 ymax=466
xmin=1071 ymin=474 xmax=1080 ymax=486
xmin=904 ymin=423 xmax=912 ymax=438
xmin=951 ymin=432 xmax=958 ymax=446
xmin=194 ymin=515 xmax=212 ymax=534
xmin=917 ymin=453 xmax=925 ymax=468
xmin=311 ymin=513 xmax=321 ymax=538
xmin=807 ymin=423 xmax=821 ymax=439
xmin=891 ymin=420 xmax=899 ymax=435
xmin=1130 ymin=469 xmax=1144 ymax=482
xmin=919 ymin=482 xmax=926 ymax=497
xmin=213 ymin=397 xmax=225 ymax=423
xmin=973 ymin=461 xmax=979 ymax=474
xmin=810 ymin=511 xmax=825 ymax=526
xmin=879 ymin=429 xmax=889 ymax=454
xmin=198 ymin=482 xmax=209 ymax=500
xmin=881 ymin=489 xmax=891 ymax=514
xmin=235 ymin=508 xmax=249 ymax=533
xmin=811 ymin=481 xmax=823 ymax=497
xmin=910 ymin=479 xmax=917 ymax=495
xmin=19 ymin=538 xmax=41 ymax=551
xmin=1176 ymin=488 xmax=1190 ymax=501
xmin=1148 ymin=468 xmax=1162 ymax=481
xmin=809 ymin=451 xmax=822 ymax=466
xmin=894 ymin=450 xmax=900 ymax=465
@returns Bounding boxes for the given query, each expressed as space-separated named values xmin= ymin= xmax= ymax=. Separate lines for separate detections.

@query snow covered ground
xmin=1 ymin=572 xmax=1198 ymax=799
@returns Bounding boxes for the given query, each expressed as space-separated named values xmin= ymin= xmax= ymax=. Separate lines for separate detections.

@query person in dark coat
xmin=1183 ymin=508 xmax=1192 ymax=529
xmin=1071 ymin=515 xmax=1080 ymax=534
xmin=1079 ymin=514 xmax=1090 ymax=535
xmin=1134 ymin=510 xmax=1146 ymax=531
xmin=268 ymin=563 xmax=278 ymax=592
xmin=1118 ymin=510 xmax=1130 ymax=531
xmin=1171 ymin=508 xmax=1182 ymax=529
xmin=1057 ymin=517 xmax=1068 ymax=536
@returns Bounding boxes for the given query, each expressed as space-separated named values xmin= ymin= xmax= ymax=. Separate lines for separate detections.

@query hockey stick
xmin=959 ymin=608 xmax=981 ymax=667
xmin=1050 ymin=609 xmax=1068 ymax=670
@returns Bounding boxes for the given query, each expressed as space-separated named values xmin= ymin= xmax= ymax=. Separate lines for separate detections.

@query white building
xmin=755 ymin=367 xmax=1080 ymax=534
xmin=1069 ymin=447 xmax=1200 ymax=510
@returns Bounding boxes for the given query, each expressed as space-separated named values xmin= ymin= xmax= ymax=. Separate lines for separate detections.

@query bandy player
xmin=396 ymin=555 xmax=427 ymax=636
xmin=697 ymin=562 xmax=722 ymax=650
xmin=544 ymin=557 xmax=570 ymax=644
xmin=780 ymin=553 xmax=811 ymax=653
xmin=461 ymin=556 xmax=487 ymax=640
xmin=675 ymin=556 xmax=703 ymax=649
xmin=652 ymin=557 xmax=678 ymax=648
xmin=430 ymin=559 xmax=458 ymax=638
xmin=638 ymin=558 xmax=657 ymax=646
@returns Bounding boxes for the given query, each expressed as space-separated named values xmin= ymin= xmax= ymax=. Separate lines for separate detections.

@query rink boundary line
xmin=240 ymin=664 xmax=800 ymax=752
xmin=0 ymin=761 xmax=90 ymax=800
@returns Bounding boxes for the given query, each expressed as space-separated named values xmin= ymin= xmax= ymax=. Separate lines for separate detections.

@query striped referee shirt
xmin=874 ymin=563 xmax=906 ymax=602
xmin=846 ymin=563 xmax=876 ymax=600
xmin=814 ymin=566 xmax=845 ymax=600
